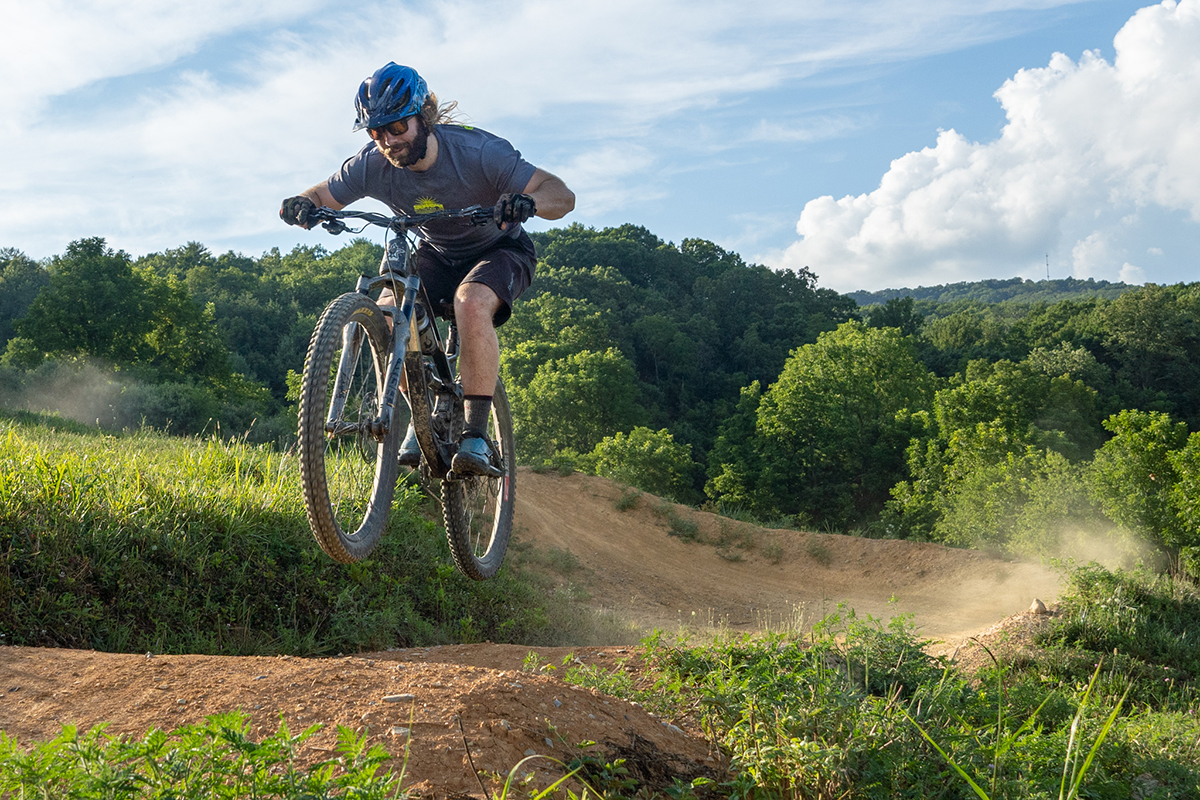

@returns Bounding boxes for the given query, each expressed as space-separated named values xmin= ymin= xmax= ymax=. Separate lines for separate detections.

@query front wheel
xmin=297 ymin=293 xmax=399 ymax=563
xmin=442 ymin=381 xmax=515 ymax=580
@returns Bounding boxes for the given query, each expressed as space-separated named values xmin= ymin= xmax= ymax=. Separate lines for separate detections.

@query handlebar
xmin=308 ymin=205 xmax=494 ymax=236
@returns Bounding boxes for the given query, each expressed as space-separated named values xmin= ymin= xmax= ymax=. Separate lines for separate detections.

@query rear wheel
xmin=442 ymin=381 xmax=515 ymax=580
xmin=297 ymin=293 xmax=398 ymax=562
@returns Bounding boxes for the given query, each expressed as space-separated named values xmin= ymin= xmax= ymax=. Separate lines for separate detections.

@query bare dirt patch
xmin=0 ymin=468 xmax=1064 ymax=795
xmin=0 ymin=643 xmax=711 ymax=797
xmin=512 ymin=469 xmax=1061 ymax=643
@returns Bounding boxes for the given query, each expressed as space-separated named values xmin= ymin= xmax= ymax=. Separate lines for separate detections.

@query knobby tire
xmin=442 ymin=381 xmax=515 ymax=580
xmin=297 ymin=293 xmax=399 ymax=563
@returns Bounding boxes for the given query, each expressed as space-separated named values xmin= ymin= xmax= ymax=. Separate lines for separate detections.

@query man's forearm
xmin=529 ymin=175 xmax=575 ymax=220
xmin=302 ymin=181 xmax=344 ymax=210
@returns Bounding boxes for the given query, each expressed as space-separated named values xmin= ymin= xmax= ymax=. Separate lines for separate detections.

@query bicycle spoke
xmin=442 ymin=383 xmax=514 ymax=579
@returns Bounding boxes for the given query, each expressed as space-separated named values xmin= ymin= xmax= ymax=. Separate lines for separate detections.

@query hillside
xmin=0 ymin=468 xmax=1065 ymax=794
xmin=847 ymin=276 xmax=1135 ymax=306
xmin=511 ymin=470 xmax=1060 ymax=640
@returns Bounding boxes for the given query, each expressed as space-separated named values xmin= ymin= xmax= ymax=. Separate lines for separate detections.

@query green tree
xmin=1167 ymin=433 xmax=1200 ymax=574
xmin=18 ymin=238 xmax=151 ymax=364
xmin=510 ymin=348 xmax=645 ymax=458
xmin=589 ymin=426 xmax=697 ymax=502
xmin=1090 ymin=410 xmax=1189 ymax=553
xmin=0 ymin=249 xmax=49 ymax=349
xmin=1023 ymin=341 xmax=1110 ymax=387
xmin=886 ymin=356 xmax=1102 ymax=540
xmin=1096 ymin=284 xmax=1200 ymax=427
xmin=527 ymin=224 xmax=857 ymax=465
xmin=709 ymin=321 xmax=936 ymax=527
xmin=933 ymin=447 xmax=1104 ymax=555
xmin=136 ymin=269 xmax=232 ymax=381
xmin=499 ymin=293 xmax=615 ymax=387
xmin=16 ymin=238 xmax=237 ymax=387
xmin=867 ymin=296 xmax=924 ymax=336
xmin=704 ymin=381 xmax=767 ymax=513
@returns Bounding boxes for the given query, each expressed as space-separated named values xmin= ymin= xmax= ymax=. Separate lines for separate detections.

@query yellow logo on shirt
xmin=414 ymin=197 xmax=444 ymax=214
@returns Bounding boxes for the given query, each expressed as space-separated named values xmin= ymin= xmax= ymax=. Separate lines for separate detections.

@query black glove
xmin=493 ymin=193 xmax=536 ymax=227
xmin=280 ymin=196 xmax=318 ymax=228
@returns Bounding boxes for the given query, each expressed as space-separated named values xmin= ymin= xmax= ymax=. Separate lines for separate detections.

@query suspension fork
xmin=325 ymin=323 xmax=366 ymax=433
xmin=370 ymin=273 xmax=421 ymax=438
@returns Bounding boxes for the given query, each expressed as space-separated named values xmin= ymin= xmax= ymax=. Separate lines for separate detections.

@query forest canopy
xmin=4 ymin=228 xmax=1200 ymax=570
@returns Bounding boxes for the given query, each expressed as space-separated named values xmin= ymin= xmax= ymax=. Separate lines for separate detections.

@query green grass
xmin=804 ymin=537 xmax=832 ymax=566
xmin=0 ymin=409 xmax=610 ymax=654
xmin=706 ymin=501 xmax=800 ymax=531
xmin=614 ymin=487 xmax=642 ymax=512
xmin=560 ymin=571 xmax=1200 ymax=798
xmin=0 ymin=713 xmax=408 ymax=799
xmin=4 ymin=409 xmax=1200 ymax=797
xmin=654 ymin=501 xmax=699 ymax=541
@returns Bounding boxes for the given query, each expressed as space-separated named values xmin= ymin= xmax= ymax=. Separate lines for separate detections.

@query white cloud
xmin=775 ymin=0 xmax=1200 ymax=291
xmin=0 ymin=0 xmax=1115 ymax=258
xmin=341 ymin=1 xmax=1104 ymax=126
xmin=550 ymin=144 xmax=660 ymax=216
xmin=0 ymin=1 xmax=324 ymax=130
xmin=748 ymin=115 xmax=867 ymax=144
xmin=1072 ymin=230 xmax=1119 ymax=279
xmin=1119 ymin=262 xmax=1146 ymax=283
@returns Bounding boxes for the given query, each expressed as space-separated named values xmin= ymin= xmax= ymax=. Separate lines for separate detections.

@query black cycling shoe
xmin=397 ymin=424 xmax=421 ymax=467
xmin=450 ymin=431 xmax=502 ymax=477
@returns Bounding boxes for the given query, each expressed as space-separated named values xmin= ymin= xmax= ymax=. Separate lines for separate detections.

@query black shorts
xmin=409 ymin=230 xmax=536 ymax=327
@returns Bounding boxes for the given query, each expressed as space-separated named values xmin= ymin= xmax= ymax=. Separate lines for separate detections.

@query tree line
xmin=4 ymin=232 xmax=1200 ymax=569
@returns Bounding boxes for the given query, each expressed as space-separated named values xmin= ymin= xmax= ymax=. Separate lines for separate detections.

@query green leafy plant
xmin=907 ymin=660 xmax=1127 ymax=800
xmin=0 ymin=712 xmax=406 ymax=799
xmin=614 ymin=487 xmax=642 ymax=512
xmin=803 ymin=538 xmax=830 ymax=566
xmin=654 ymin=501 xmax=700 ymax=541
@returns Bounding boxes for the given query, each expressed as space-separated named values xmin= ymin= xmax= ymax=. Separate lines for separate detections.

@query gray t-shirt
xmin=326 ymin=124 xmax=538 ymax=262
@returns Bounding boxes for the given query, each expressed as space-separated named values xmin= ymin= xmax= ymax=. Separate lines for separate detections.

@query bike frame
xmin=314 ymin=205 xmax=487 ymax=477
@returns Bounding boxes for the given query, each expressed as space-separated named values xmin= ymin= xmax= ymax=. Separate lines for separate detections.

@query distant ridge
xmin=847 ymin=276 xmax=1136 ymax=306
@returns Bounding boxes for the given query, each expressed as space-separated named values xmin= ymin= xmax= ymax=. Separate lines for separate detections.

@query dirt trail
xmin=513 ymin=469 xmax=1060 ymax=641
xmin=0 ymin=468 xmax=1061 ymax=796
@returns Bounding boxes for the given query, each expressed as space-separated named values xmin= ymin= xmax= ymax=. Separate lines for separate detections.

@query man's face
xmin=369 ymin=115 xmax=429 ymax=168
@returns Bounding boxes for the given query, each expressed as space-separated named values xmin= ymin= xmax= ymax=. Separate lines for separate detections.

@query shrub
xmin=590 ymin=426 xmax=697 ymax=502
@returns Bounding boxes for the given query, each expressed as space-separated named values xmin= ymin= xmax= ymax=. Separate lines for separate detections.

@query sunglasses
xmin=367 ymin=118 xmax=413 ymax=140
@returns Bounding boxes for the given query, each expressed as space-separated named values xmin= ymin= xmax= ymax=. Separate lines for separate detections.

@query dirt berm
xmin=0 ymin=468 xmax=1061 ymax=796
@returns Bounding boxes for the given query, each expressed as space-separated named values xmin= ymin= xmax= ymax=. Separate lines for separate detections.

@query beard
xmin=378 ymin=115 xmax=430 ymax=169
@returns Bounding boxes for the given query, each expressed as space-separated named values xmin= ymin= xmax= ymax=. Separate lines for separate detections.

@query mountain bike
xmin=295 ymin=205 xmax=515 ymax=580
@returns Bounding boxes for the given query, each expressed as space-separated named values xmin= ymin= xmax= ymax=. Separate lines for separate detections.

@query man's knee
xmin=455 ymin=282 xmax=502 ymax=323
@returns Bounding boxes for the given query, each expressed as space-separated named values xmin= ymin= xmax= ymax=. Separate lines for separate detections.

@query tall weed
xmin=0 ymin=412 xmax=601 ymax=654
xmin=565 ymin=603 xmax=1200 ymax=798
xmin=0 ymin=712 xmax=405 ymax=798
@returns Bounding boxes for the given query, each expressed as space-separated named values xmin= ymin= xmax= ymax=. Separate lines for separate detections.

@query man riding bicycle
xmin=281 ymin=62 xmax=575 ymax=476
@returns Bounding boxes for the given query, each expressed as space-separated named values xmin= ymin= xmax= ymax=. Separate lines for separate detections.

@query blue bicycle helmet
xmin=352 ymin=62 xmax=428 ymax=132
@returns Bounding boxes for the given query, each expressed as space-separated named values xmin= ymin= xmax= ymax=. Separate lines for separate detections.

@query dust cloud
xmin=1 ymin=362 xmax=133 ymax=429
xmin=1041 ymin=522 xmax=1164 ymax=571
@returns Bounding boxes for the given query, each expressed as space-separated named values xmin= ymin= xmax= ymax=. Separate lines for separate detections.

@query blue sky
xmin=2 ymin=0 xmax=1196 ymax=292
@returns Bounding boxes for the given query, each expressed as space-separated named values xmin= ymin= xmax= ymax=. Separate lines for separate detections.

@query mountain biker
xmin=280 ymin=62 xmax=574 ymax=477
